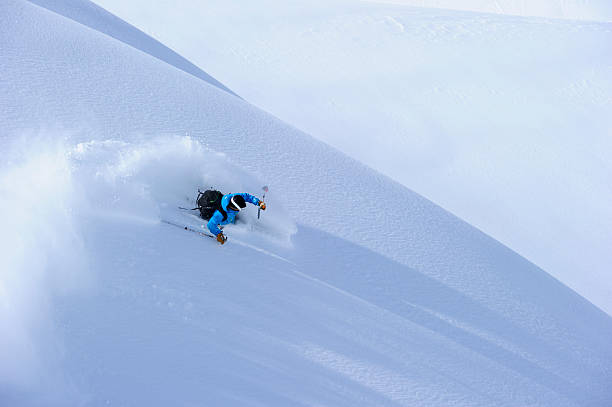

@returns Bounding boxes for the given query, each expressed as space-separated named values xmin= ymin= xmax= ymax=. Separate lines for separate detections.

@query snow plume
xmin=0 ymin=134 xmax=293 ymax=403
xmin=70 ymin=136 xmax=247 ymax=220
xmin=0 ymin=134 xmax=87 ymax=404
xmin=70 ymin=135 xmax=295 ymax=244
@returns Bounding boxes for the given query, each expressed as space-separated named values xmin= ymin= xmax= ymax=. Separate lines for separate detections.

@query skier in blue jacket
xmin=208 ymin=192 xmax=266 ymax=244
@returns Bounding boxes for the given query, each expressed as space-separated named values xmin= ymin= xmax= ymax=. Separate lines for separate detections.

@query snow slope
xmin=361 ymin=0 xmax=612 ymax=21
xmin=1 ymin=0 xmax=612 ymax=406
xmin=93 ymin=0 xmax=612 ymax=315
xmin=26 ymin=0 xmax=237 ymax=97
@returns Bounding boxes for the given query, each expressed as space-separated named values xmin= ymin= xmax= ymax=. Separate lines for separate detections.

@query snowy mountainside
xmin=1 ymin=0 xmax=612 ymax=406
xmin=26 ymin=0 xmax=236 ymax=97
xmin=93 ymin=0 xmax=612 ymax=315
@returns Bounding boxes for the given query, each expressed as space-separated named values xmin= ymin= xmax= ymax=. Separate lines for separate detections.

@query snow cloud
xmin=0 ymin=133 xmax=295 ymax=401
xmin=0 ymin=134 xmax=88 ymax=403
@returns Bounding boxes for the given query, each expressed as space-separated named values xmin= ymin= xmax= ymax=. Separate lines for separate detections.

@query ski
xmin=161 ymin=219 xmax=215 ymax=240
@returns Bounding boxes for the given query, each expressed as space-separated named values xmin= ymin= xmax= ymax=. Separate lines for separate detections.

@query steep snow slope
xmin=26 ymin=0 xmax=236 ymax=97
xmin=93 ymin=0 xmax=612 ymax=315
xmin=1 ymin=0 xmax=612 ymax=406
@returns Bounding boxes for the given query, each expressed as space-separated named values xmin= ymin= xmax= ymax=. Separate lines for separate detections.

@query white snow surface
xmin=25 ymin=0 xmax=237 ymax=97
xmin=1 ymin=0 xmax=612 ymax=406
xmin=360 ymin=0 xmax=612 ymax=21
xmin=93 ymin=0 xmax=612 ymax=315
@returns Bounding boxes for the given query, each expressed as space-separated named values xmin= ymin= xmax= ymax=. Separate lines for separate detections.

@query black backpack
xmin=196 ymin=189 xmax=227 ymax=221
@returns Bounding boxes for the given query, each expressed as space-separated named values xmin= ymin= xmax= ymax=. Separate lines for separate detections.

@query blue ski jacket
xmin=207 ymin=192 xmax=260 ymax=236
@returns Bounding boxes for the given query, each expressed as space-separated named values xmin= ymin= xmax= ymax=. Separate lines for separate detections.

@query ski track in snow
xmin=1 ymin=0 xmax=612 ymax=405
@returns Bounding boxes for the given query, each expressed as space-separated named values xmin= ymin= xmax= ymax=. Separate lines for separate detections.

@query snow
xmin=92 ymin=0 xmax=612 ymax=315
xmin=26 ymin=0 xmax=237 ymax=97
xmin=1 ymin=0 xmax=612 ymax=406
xmin=359 ymin=0 xmax=612 ymax=21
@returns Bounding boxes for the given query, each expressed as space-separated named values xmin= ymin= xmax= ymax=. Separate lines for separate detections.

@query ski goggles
xmin=230 ymin=196 xmax=243 ymax=211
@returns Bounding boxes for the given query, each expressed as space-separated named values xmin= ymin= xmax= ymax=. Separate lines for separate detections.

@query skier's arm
xmin=238 ymin=192 xmax=261 ymax=206
xmin=207 ymin=211 xmax=224 ymax=236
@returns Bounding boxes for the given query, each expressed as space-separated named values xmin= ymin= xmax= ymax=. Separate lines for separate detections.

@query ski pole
xmin=258 ymin=185 xmax=268 ymax=219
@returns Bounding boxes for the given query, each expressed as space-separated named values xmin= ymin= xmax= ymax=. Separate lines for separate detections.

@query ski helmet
xmin=229 ymin=195 xmax=246 ymax=211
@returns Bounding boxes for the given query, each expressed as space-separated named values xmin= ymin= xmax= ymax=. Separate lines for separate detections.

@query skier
xmin=207 ymin=192 xmax=266 ymax=244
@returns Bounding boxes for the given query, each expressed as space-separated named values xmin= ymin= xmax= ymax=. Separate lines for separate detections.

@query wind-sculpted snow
xmin=1 ymin=0 xmax=611 ymax=405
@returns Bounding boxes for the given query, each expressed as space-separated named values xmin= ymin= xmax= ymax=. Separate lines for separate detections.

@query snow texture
xmin=1 ymin=0 xmax=611 ymax=406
